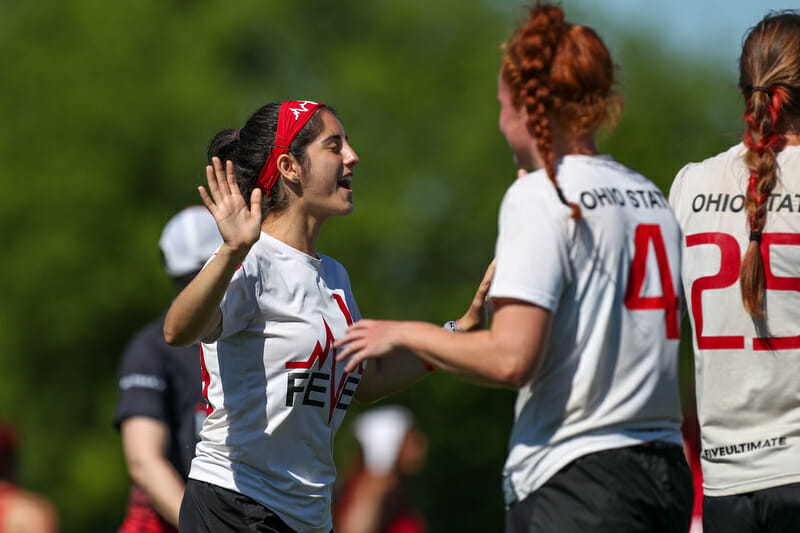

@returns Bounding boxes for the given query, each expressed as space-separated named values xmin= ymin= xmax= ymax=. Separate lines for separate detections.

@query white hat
xmin=353 ymin=405 xmax=414 ymax=475
xmin=158 ymin=206 xmax=223 ymax=277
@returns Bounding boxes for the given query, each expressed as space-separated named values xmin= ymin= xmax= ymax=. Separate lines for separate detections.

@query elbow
xmin=124 ymin=453 xmax=150 ymax=486
xmin=494 ymin=349 xmax=540 ymax=389
xmin=162 ymin=324 xmax=181 ymax=347
xmin=495 ymin=364 xmax=530 ymax=389
xmin=163 ymin=323 xmax=191 ymax=348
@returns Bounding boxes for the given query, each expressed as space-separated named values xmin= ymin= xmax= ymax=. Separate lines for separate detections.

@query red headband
xmin=256 ymin=100 xmax=325 ymax=195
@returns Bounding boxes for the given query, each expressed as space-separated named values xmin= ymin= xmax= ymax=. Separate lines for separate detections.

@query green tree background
xmin=0 ymin=0 xmax=742 ymax=531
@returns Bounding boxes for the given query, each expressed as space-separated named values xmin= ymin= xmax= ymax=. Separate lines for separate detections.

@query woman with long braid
xmin=669 ymin=10 xmax=800 ymax=532
xmin=337 ymin=4 xmax=692 ymax=531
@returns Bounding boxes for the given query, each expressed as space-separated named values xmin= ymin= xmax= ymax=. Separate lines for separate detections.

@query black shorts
xmin=703 ymin=482 xmax=800 ymax=533
xmin=505 ymin=443 xmax=693 ymax=533
xmin=179 ymin=479 xmax=297 ymax=533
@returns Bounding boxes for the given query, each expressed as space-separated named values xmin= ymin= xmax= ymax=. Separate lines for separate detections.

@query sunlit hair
xmin=738 ymin=10 xmax=800 ymax=318
xmin=500 ymin=2 xmax=620 ymax=219
xmin=206 ymin=103 xmax=332 ymax=218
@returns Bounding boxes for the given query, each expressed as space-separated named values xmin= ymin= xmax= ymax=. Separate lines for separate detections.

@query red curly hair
xmin=500 ymin=2 xmax=620 ymax=219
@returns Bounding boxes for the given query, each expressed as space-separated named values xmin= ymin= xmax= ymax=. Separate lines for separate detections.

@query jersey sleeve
xmin=340 ymin=264 xmax=362 ymax=323
xmin=214 ymin=260 xmax=259 ymax=341
xmin=668 ymin=163 xmax=692 ymax=219
xmin=488 ymin=180 xmax=570 ymax=311
xmin=113 ymin=321 xmax=170 ymax=429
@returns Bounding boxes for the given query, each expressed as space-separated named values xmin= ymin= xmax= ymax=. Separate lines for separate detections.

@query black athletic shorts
xmin=180 ymin=479 xmax=298 ymax=533
xmin=703 ymin=482 xmax=800 ymax=533
xmin=505 ymin=442 xmax=693 ymax=533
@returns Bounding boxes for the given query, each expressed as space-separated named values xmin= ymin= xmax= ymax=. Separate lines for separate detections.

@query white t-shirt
xmin=669 ymin=143 xmax=800 ymax=497
xmin=489 ymin=155 xmax=684 ymax=505
xmin=189 ymin=232 xmax=364 ymax=533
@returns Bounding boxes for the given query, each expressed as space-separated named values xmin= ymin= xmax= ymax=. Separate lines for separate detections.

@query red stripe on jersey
xmin=332 ymin=293 xmax=354 ymax=326
xmin=199 ymin=345 xmax=213 ymax=417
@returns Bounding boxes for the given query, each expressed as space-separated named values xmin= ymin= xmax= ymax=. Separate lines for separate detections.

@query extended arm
xmin=120 ymin=417 xmax=185 ymax=528
xmin=338 ymin=298 xmax=551 ymax=389
xmin=353 ymin=260 xmax=497 ymax=401
xmin=164 ymin=158 xmax=262 ymax=346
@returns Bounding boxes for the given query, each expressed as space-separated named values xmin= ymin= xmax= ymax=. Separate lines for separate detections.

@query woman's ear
xmin=277 ymin=154 xmax=301 ymax=183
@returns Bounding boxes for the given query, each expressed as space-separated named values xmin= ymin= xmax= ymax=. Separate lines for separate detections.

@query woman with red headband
xmin=336 ymin=4 xmax=692 ymax=531
xmin=669 ymin=11 xmax=800 ymax=532
xmin=163 ymin=102 xmax=489 ymax=532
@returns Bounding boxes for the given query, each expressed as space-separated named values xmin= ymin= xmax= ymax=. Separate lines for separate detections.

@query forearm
xmin=128 ymin=456 xmax=185 ymax=528
xmin=163 ymin=246 xmax=245 ymax=346
xmin=396 ymin=322 xmax=522 ymax=388
xmin=338 ymin=301 xmax=549 ymax=390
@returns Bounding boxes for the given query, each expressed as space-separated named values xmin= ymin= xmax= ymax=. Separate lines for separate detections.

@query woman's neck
xmin=552 ymin=131 xmax=598 ymax=159
xmin=782 ymin=116 xmax=800 ymax=146
xmin=261 ymin=210 xmax=323 ymax=258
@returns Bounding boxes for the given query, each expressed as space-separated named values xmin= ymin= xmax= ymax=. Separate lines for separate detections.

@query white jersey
xmin=489 ymin=155 xmax=684 ymax=505
xmin=189 ymin=232 xmax=364 ymax=533
xmin=669 ymin=143 xmax=800 ymax=497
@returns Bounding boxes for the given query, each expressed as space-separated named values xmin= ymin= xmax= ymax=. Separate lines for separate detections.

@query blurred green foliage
xmin=0 ymin=0 xmax=742 ymax=531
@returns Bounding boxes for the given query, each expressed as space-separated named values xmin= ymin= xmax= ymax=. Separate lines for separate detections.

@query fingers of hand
xmin=479 ymin=259 xmax=497 ymax=299
xmin=213 ymin=157 xmax=232 ymax=198
xmin=343 ymin=359 xmax=357 ymax=374
xmin=206 ymin=163 xmax=222 ymax=202
xmin=484 ymin=259 xmax=497 ymax=282
xmin=198 ymin=186 xmax=215 ymax=213
xmin=225 ymin=160 xmax=240 ymax=197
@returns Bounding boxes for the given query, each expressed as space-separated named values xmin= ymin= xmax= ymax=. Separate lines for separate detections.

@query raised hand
xmin=198 ymin=157 xmax=263 ymax=258
xmin=335 ymin=320 xmax=403 ymax=373
xmin=458 ymin=259 xmax=496 ymax=331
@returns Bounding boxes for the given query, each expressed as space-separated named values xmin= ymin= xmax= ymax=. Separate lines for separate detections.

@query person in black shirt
xmin=113 ymin=206 xmax=222 ymax=533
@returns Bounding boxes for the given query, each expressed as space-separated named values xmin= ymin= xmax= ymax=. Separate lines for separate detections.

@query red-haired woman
xmin=669 ymin=11 xmax=800 ymax=532
xmin=337 ymin=4 xmax=692 ymax=531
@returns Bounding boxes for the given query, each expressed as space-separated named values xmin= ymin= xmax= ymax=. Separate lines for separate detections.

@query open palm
xmin=199 ymin=157 xmax=263 ymax=255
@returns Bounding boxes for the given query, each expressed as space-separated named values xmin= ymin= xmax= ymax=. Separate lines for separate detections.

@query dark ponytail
xmin=206 ymin=102 xmax=331 ymax=217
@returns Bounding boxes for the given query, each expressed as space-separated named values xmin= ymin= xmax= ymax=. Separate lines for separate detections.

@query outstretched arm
xmin=338 ymin=298 xmax=551 ymax=390
xmin=163 ymin=157 xmax=262 ymax=346
xmin=352 ymin=260 xmax=501 ymax=402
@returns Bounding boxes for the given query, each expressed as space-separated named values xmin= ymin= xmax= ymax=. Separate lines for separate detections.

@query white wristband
xmin=443 ymin=320 xmax=462 ymax=332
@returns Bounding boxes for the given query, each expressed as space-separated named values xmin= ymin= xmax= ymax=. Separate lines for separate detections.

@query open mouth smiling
xmin=338 ymin=176 xmax=352 ymax=190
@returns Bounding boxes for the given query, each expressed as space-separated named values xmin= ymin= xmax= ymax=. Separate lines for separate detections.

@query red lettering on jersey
xmin=754 ymin=233 xmax=800 ymax=350
xmin=624 ymin=224 xmax=680 ymax=339
xmin=285 ymin=293 xmax=363 ymax=423
xmin=286 ymin=319 xmax=337 ymax=370
xmin=686 ymin=232 xmax=745 ymax=349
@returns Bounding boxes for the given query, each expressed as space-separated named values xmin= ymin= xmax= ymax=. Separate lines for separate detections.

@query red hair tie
xmin=257 ymin=100 xmax=325 ymax=195
xmin=748 ymin=175 xmax=767 ymax=205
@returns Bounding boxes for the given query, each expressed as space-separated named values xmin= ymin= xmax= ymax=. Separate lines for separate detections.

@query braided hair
xmin=738 ymin=11 xmax=800 ymax=318
xmin=500 ymin=2 xmax=620 ymax=219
